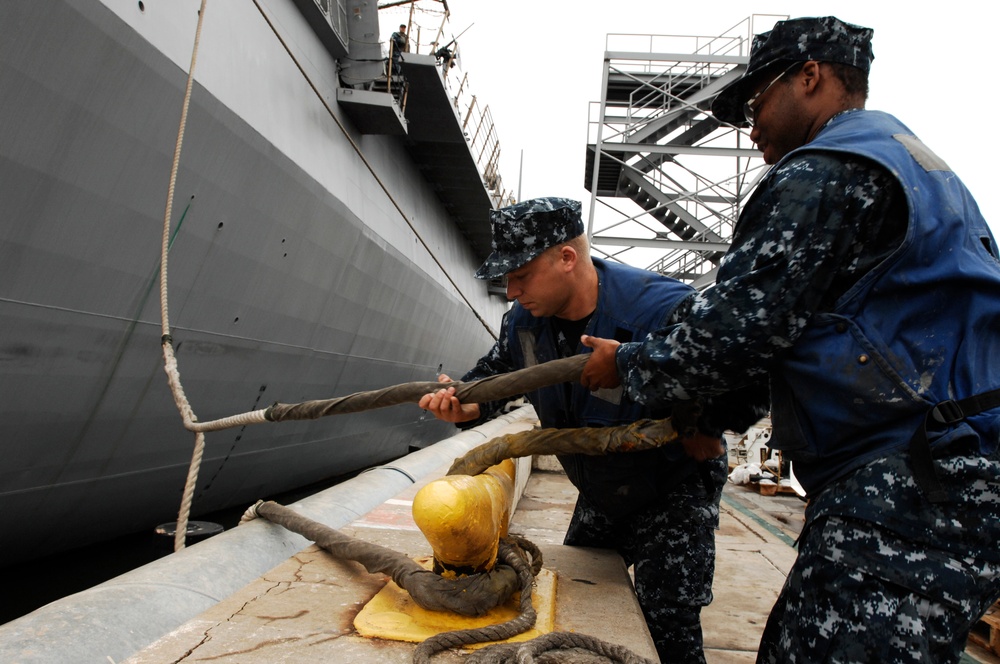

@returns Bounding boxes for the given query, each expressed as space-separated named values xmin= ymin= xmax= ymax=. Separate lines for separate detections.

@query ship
xmin=0 ymin=0 xmax=512 ymax=567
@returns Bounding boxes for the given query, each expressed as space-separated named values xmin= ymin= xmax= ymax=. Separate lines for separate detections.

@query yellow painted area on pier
xmin=354 ymin=555 xmax=556 ymax=647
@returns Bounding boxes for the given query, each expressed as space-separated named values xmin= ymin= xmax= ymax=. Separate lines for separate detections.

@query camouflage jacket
xmin=616 ymin=110 xmax=906 ymax=421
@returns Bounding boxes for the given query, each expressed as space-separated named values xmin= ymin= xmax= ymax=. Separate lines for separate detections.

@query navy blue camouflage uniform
xmin=616 ymin=17 xmax=1000 ymax=664
xmin=464 ymin=198 xmax=746 ymax=663
xmin=389 ymin=25 xmax=407 ymax=75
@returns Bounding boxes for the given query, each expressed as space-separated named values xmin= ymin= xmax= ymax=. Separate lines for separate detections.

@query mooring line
xmin=158 ymin=0 xmax=209 ymax=553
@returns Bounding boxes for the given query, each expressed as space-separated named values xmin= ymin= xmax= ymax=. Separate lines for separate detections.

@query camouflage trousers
xmin=758 ymin=439 xmax=1000 ymax=664
xmin=563 ymin=456 xmax=728 ymax=664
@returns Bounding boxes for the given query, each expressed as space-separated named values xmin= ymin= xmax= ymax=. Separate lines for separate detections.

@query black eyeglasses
xmin=743 ymin=63 xmax=799 ymax=126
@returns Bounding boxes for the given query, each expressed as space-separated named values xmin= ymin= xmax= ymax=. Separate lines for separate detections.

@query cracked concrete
xmin=121 ymin=464 xmax=999 ymax=663
xmin=124 ymin=459 xmax=657 ymax=663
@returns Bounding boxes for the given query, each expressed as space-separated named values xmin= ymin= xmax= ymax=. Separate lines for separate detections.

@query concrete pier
xmin=124 ymin=460 xmax=1000 ymax=663
xmin=125 ymin=459 xmax=657 ymax=663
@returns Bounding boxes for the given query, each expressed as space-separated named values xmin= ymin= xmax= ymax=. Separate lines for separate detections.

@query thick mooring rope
xmin=412 ymin=536 xmax=540 ymax=664
xmin=242 ymin=500 xmax=543 ymax=660
xmin=244 ymin=501 xmax=655 ymax=663
xmin=243 ymin=500 xmax=522 ymax=616
xmin=181 ymin=354 xmax=589 ymax=432
xmin=465 ymin=631 xmax=657 ymax=664
xmin=447 ymin=417 xmax=681 ymax=478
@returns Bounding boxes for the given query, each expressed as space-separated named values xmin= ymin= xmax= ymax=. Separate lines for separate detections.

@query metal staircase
xmin=585 ymin=15 xmax=786 ymax=289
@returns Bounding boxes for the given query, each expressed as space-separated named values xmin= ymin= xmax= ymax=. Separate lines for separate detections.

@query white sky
xmin=386 ymin=1 xmax=999 ymax=240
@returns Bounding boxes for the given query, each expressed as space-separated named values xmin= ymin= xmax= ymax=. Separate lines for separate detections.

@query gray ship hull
xmin=0 ymin=0 xmax=507 ymax=566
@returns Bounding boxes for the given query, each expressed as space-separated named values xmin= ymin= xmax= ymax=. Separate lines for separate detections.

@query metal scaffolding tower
xmin=584 ymin=15 xmax=786 ymax=289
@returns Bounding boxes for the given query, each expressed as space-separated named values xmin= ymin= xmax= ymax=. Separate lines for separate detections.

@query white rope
xmin=239 ymin=500 xmax=265 ymax=525
xmin=185 ymin=409 xmax=270 ymax=432
xmin=159 ymin=0 xmax=208 ymax=552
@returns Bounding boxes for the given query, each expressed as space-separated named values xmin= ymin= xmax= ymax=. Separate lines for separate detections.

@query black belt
xmin=909 ymin=388 xmax=1000 ymax=503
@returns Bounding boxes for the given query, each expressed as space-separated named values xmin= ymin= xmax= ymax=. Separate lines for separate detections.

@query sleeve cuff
xmin=614 ymin=341 xmax=641 ymax=378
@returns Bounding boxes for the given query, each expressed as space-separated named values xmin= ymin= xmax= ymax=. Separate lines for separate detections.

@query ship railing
xmin=383 ymin=39 xmax=410 ymax=111
xmin=460 ymin=92 xmax=511 ymax=208
xmin=380 ymin=1 xmax=512 ymax=207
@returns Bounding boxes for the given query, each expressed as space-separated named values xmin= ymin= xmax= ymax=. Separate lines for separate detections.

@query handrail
xmin=381 ymin=1 xmax=510 ymax=207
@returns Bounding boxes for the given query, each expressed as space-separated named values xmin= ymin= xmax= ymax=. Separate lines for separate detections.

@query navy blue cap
xmin=475 ymin=198 xmax=584 ymax=280
xmin=712 ymin=16 xmax=874 ymax=125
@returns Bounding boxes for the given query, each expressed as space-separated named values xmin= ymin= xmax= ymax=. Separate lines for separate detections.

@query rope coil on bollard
xmin=413 ymin=536 xmax=540 ymax=664
xmin=242 ymin=500 xmax=520 ymax=617
xmin=243 ymin=495 xmax=657 ymax=663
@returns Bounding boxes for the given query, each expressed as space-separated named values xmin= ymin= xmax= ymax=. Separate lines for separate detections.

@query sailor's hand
xmin=681 ymin=431 xmax=725 ymax=461
xmin=418 ymin=374 xmax=481 ymax=423
xmin=580 ymin=335 xmax=621 ymax=390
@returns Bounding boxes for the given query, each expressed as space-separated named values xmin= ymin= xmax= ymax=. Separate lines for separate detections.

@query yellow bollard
xmin=356 ymin=457 xmax=557 ymax=643
xmin=411 ymin=459 xmax=516 ymax=573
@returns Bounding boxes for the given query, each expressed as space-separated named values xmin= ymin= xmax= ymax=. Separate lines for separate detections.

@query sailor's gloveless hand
xmin=681 ymin=431 xmax=725 ymax=461
xmin=418 ymin=374 xmax=481 ymax=423
xmin=579 ymin=335 xmax=621 ymax=390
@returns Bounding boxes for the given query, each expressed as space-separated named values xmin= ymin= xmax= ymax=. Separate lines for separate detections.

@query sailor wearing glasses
xmin=581 ymin=16 xmax=1000 ymax=663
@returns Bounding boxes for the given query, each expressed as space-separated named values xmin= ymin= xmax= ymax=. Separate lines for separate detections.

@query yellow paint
xmin=411 ymin=459 xmax=516 ymax=571
xmin=354 ymin=555 xmax=556 ymax=647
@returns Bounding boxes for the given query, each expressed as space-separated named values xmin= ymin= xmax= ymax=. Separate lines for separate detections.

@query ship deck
xmin=124 ymin=459 xmax=1000 ymax=663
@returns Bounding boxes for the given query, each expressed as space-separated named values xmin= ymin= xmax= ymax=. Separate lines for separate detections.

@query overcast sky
xmin=384 ymin=1 xmax=998 ymax=240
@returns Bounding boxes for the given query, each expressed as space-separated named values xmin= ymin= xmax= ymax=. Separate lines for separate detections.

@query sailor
xmin=581 ymin=17 xmax=1000 ymax=663
xmin=389 ymin=24 xmax=407 ymax=75
xmin=420 ymin=197 xmax=764 ymax=663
